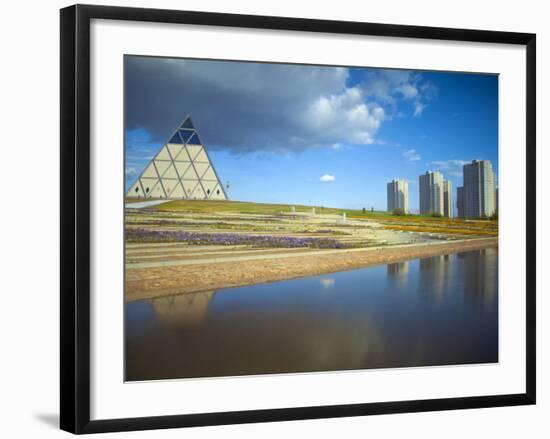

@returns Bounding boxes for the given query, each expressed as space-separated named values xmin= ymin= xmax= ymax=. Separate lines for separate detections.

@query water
xmin=125 ymin=248 xmax=498 ymax=381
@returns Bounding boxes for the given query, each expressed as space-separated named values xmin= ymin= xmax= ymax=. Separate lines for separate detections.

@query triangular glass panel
xmin=191 ymin=183 xmax=206 ymax=199
xmin=168 ymin=132 xmax=183 ymax=144
xmin=209 ymin=184 xmax=226 ymax=200
xmin=167 ymin=144 xmax=184 ymax=160
xmin=201 ymin=167 xmax=217 ymax=181
xmin=141 ymin=163 xmax=158 ymax=179
xmin=127 ymin=180 xmax=144 ymax=198
xmin=150 ymin=181 xmax=166 ymax=198
xmin=181 ymin=165 xmax=198 ymax=180
xmin=186 ymin=145 xmax=202 ymax=161
xmin=201 ymin=180 xmax=218 ymax=198
xmin=187 ymin=132 xmax=201 ymax=145
xmin=179 ymin=129 xmax=194 ymax=143
xmin=161 ymin=179 xmax=178 ymax=196
xmin=175 ymin=161 xmax=191 ymax=176
xmin=162 ymin=163 xmax=179 ymax=179
xmin=174 ymin=147 xmax=191 ymax=162
xmin=181 ymin=118 xmax=194 ymax=129
xmin=168 ymin=181 xmax=186 ymax=198
xmin=181 ymin=179 xmax=198 ymax=194
xmin=154 ymin=160 xmax=171 ymax=176
xmin=139 ymin=178 xmax=160 ymax=196
xmin=194 ymin=149 xmax=209 ymax=163
xmin=194 ymin=162 xmax=209 ymax=179
xmin=156 ymin=146 xmax=171 ymax=160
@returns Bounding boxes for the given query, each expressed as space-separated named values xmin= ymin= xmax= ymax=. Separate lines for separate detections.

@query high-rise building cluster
xmin=387 ymin=179 xmax=409 ymax=213
xmin=456 ymin=160 xmax=497 ymax=218
xmin=386 ymin=159 xmax=497 ymax=219
xmin=419 ymin=171 xmax=453 ymax=217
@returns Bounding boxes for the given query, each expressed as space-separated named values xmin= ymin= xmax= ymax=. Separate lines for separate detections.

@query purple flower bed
xmin=126 ymin=228 xmax=350 ymax=249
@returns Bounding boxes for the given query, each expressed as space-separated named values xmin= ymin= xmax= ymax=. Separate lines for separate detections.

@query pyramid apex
xmin=180 ymin=115 xmax=194 ymax=130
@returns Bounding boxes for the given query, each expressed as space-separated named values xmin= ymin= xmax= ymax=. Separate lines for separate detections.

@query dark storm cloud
xmin=125 ymin=56 xmax=433 ymax=153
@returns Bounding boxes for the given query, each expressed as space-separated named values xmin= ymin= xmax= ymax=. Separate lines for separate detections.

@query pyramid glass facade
xmin=126 ymin=116 xmax=227 ymax=200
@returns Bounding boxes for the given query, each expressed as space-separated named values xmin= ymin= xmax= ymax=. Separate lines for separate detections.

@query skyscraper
xmin=387 ymin=179 xmax=409 ymax=213
xmin=457 ymin=186 xmax=464 ymax=218
xmin=443 ymin=180 xmax=453 ymax=218
xmin=419 ymin=171 xmax=444 ymax=216
xmin=462 ymin=160 xmax=496 ymax=218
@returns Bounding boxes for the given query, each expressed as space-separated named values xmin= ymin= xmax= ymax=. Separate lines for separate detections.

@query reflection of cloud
xmin=320 ymin=174 xmax=336 ymax=183
xmin=320 ymin=278 xmax=335 ymax=288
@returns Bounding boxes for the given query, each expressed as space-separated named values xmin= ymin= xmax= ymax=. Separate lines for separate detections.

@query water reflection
xmin=319 ymin=277 xmax=335 ymax=288
xmin=150 ymin=291 xmax=215 ymax=327
xmin=418 ymin=254 xmax=453 ymax=301
xmin=387 ymin=261 xmax=409 ymax=276
xmin=126 ymin=248 xmax=498 ymax=381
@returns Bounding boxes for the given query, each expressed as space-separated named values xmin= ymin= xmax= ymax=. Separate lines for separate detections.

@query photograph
xmin=123 ymin=55 xmax=499 ymax=382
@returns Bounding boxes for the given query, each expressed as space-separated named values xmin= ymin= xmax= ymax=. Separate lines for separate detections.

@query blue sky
xmin=125 ymin=57 xmax=498 ymax=212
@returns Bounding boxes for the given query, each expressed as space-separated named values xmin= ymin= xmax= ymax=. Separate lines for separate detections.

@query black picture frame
xmin=60 ymin=4 xmax=536 ymax=434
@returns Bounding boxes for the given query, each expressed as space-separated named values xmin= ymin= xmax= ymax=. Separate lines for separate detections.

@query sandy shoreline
xmin=125 ymin=237 xmax=497 ymax=302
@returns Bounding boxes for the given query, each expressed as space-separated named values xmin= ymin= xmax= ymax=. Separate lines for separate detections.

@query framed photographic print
xmin=60 ymin=4 xmax=536 ymax=434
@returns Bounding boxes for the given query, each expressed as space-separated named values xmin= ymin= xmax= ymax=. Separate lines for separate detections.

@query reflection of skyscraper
xmin=387 ymin=179 xmax=409 ymax=213
xmin=418 ymin=254 xmax=452 ymax=300
xmin=460 ymin=248 xmax=498 ymax=309
xmin=387 ymin=261 xmax=409 ymax=276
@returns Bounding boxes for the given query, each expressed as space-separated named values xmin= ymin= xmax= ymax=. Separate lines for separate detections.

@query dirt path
xmin=125 ymin=237 xmax=498 ymax=302
xmin=125 ymin=199 xmax=171 ymax=209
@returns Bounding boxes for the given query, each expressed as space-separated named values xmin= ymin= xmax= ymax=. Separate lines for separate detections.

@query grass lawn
xmin=125 ymin=198 xmax=497 ymax=238
xmin=145 ymin=199 xmax=494 ymax=223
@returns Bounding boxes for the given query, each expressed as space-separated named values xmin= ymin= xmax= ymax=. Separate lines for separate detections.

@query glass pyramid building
xmin=126 ymin=116 xmax=228 ymax=200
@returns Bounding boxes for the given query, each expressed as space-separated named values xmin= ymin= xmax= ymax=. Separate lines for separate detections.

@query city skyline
xmin=125 ymin=57 xmax=498 ymax=212
xmin=389 ymin=159 xmax=497 ymax=218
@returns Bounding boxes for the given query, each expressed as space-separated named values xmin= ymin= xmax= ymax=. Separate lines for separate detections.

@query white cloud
xmin=430 ymin=160 xmax=469 ymax=177
xmin=320 ymin=174 xmax=336 ymax=183
xmin=125 ymin=167 xmax=137 ymax=175
xmin=360 ymin=70 xmax=436 ymax=119
xmin=301 ymin=86 xmax=386 ymax=146
xmin=413 ymin=101 xmax=427 ymax=117
xmin=402 ymin=149 xmax=421 ymax=161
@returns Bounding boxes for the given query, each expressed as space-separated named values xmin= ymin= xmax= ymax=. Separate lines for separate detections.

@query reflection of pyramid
xmin=150 ymin=291 xmax=215 ymax=326
xmin=126 ymin=115 xmax=227 ymax=200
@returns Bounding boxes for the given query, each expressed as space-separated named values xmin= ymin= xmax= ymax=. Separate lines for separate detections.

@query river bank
xmin=125 ymin=237 xmax=497 ymax=302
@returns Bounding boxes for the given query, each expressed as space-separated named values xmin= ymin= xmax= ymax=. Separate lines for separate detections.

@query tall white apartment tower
xmin=419 ymin=171 xmax=444 ymax=216
xmin=463 ymin=160 xmax=496 ymax=218
xmin=387 ymin=179 xmax=409 ymax=213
